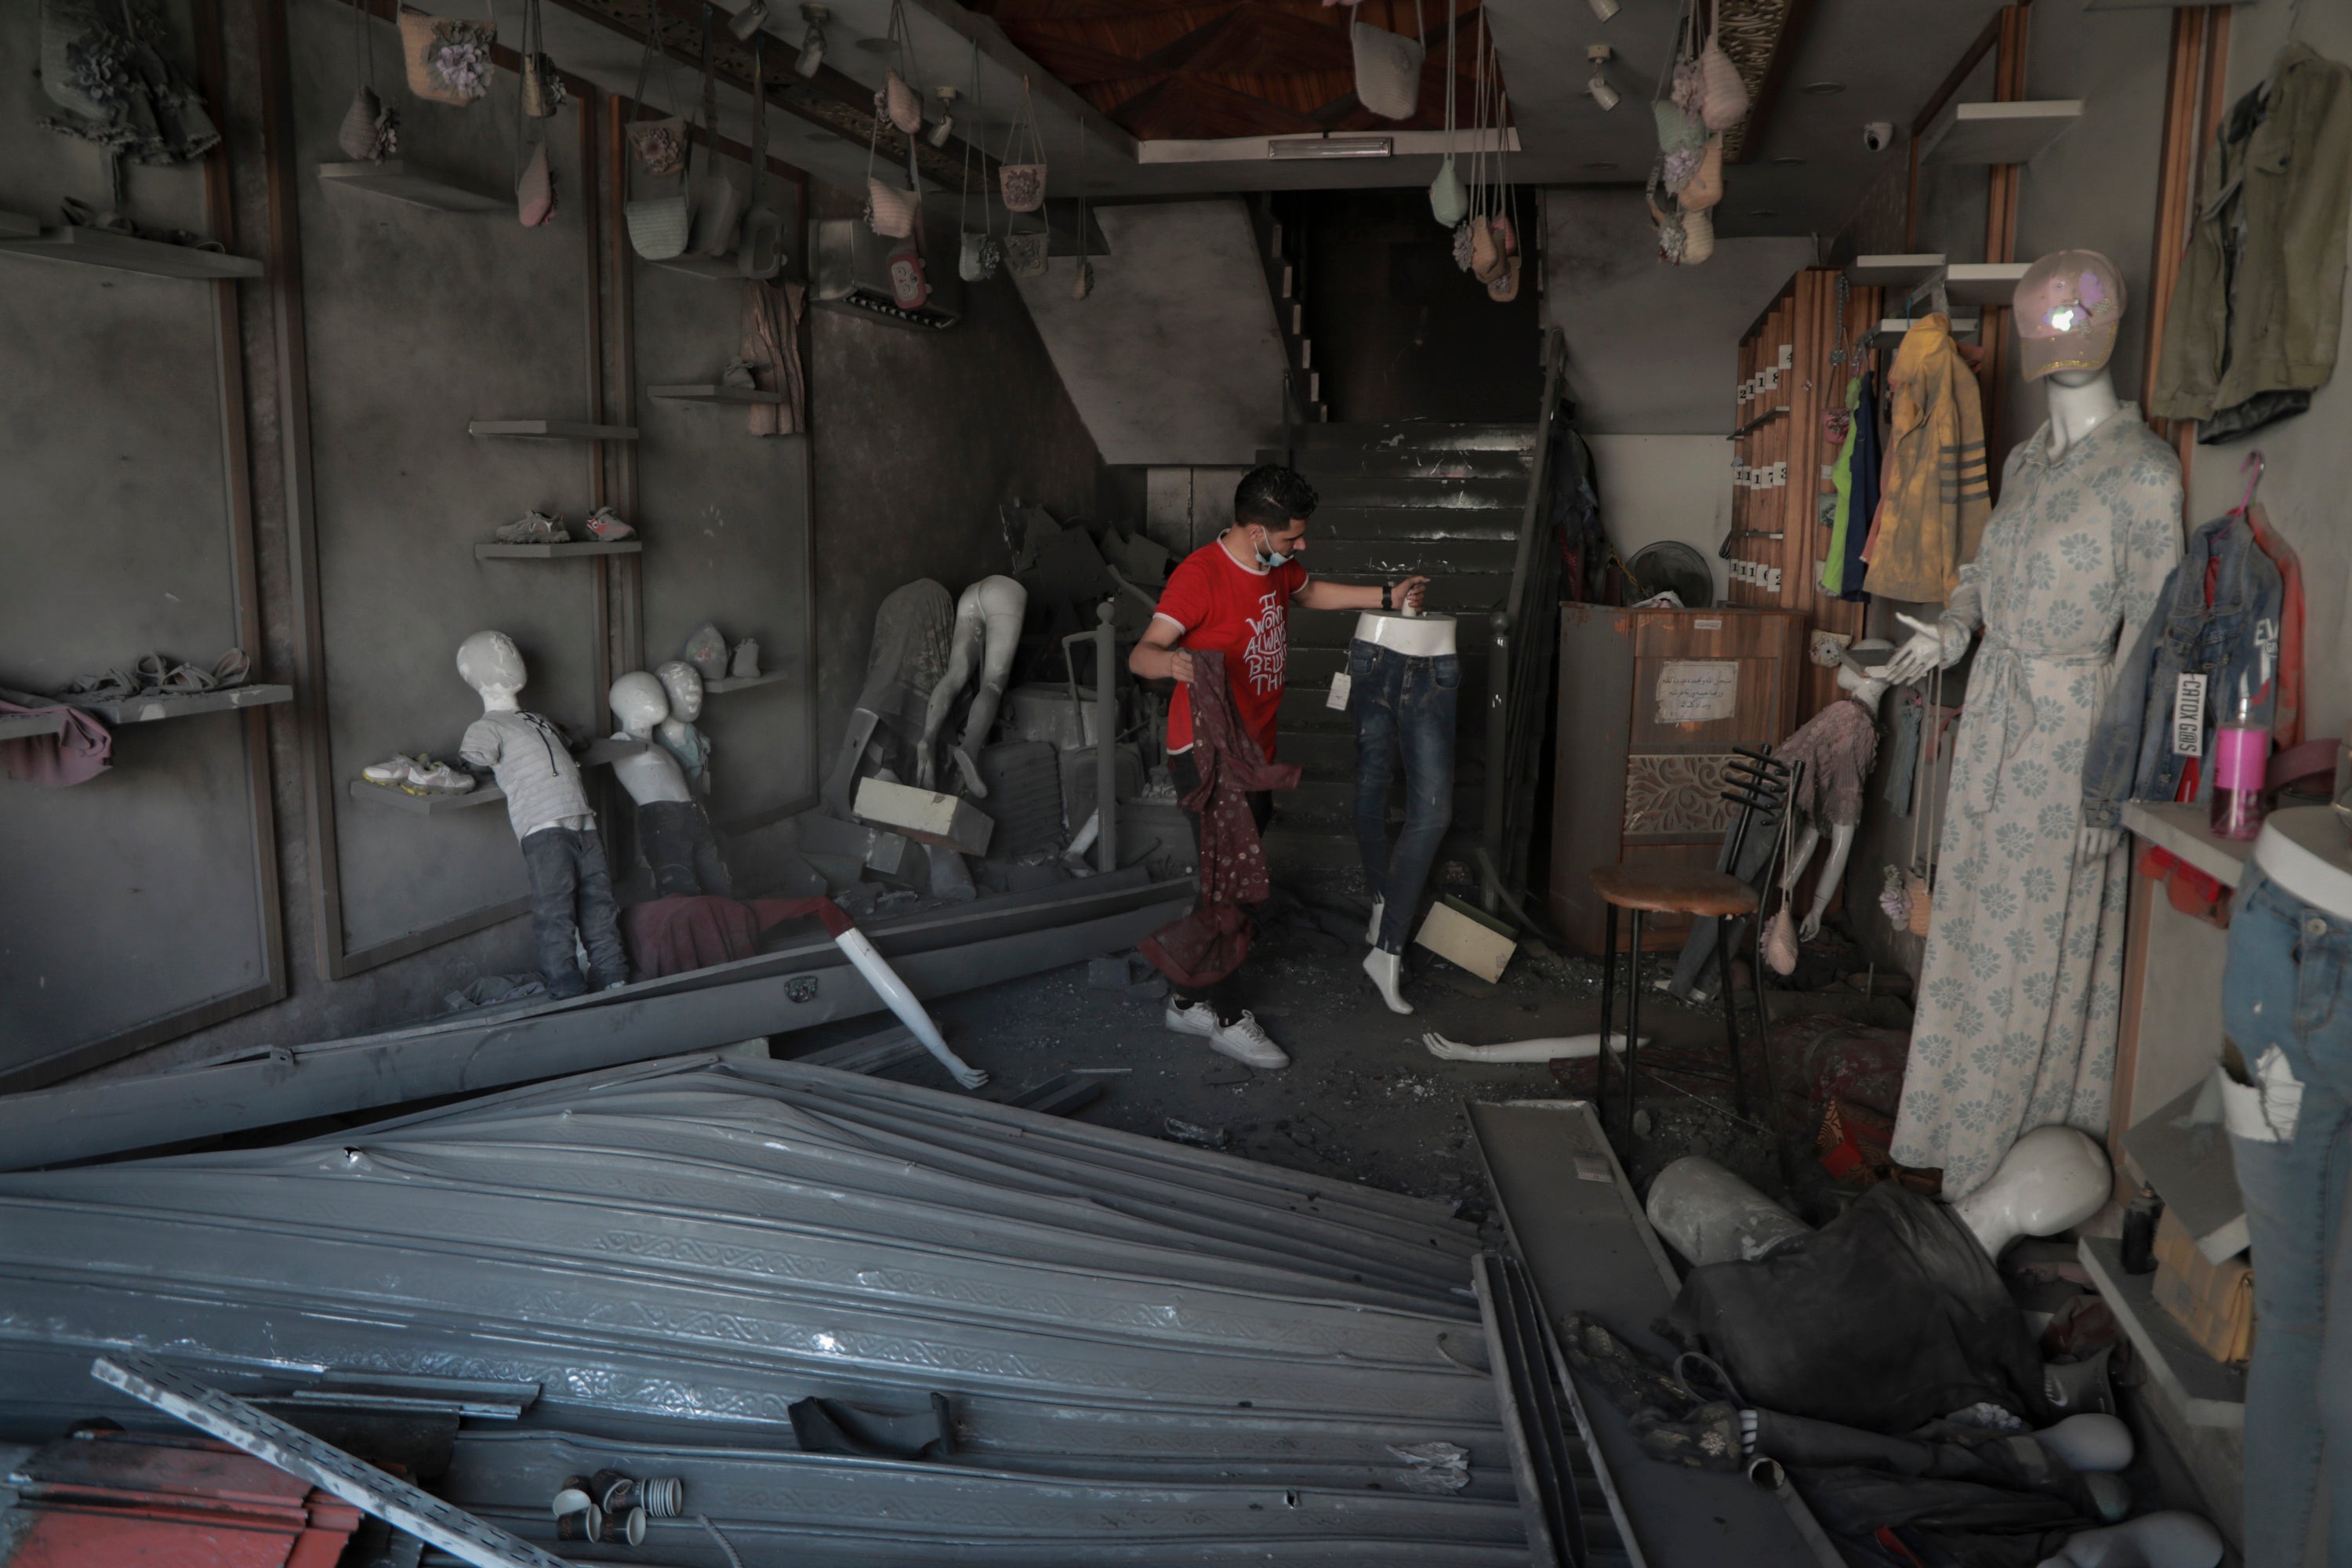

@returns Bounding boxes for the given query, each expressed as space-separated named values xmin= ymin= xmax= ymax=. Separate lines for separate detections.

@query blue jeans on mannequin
xmin=2223 ymin=864 xmax=2352 ymax=1568
xmin=1349 ymin=640 xmax=1457 ymax=953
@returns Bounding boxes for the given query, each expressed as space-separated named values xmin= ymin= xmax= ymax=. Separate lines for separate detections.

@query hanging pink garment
xmin=0 ymin=699 xmax=111 ymax=786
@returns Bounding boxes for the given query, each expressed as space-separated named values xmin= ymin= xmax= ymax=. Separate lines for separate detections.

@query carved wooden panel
xmin=1624 ymin=753 xmax=1743 ymax=840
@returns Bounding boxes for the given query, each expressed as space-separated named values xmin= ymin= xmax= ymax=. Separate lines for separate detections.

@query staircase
xmin=1261 ymin=421 xmax=1542 ymax=884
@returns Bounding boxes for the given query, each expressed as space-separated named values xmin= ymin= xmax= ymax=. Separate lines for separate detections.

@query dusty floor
xmin=796 ymin=882 xmax=1825 ymax=1215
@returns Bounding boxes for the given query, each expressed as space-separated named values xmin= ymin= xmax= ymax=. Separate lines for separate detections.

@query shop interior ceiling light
xmin=729 ymin=2 xmax=768 ymax=42
xmin=1269 ymin=135 xmax=1393 ymax=159
xmin=1586 ymin=45 xmax=1619 ymax=111
xmin=794 ymin=5 xmax=828 ymax=77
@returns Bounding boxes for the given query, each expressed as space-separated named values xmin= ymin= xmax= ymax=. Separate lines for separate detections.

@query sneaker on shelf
xmin=362 ymin=754 xmax=423 ymax=787
xmin=494 ymin=510 xmax=570 ymax=544
xmin=583 ymin=506 xmax=636 ymax=541
xmin=408 ymin=757 xmax=477 ymax=794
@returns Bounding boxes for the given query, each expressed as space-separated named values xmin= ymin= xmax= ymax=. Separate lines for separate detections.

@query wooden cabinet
xmin=1548 ymin=604 xmax=1805 ymax=954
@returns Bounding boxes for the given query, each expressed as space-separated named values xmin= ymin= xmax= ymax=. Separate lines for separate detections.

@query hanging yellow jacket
xmin=1860 ymin=314 xmax=1990 ymax=603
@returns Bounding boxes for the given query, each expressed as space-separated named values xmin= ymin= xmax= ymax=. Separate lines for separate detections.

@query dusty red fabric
xmin=1140 ymin=649 xmax=1299 ymax=989
xmin=0 ymin=699 xmax=111 ymax=786
xmin=623 ymin=894 xmax=855 ymax=978
xmin=2246 ymin=502 xmax=2305 ymax=750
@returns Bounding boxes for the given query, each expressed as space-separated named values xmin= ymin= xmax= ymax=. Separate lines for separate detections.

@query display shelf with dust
xmin=474 ymin=540 xmax=643 ymax=560
xmin=0 ymin=711 xmax=65 ymax=741
xmin=466 ymin=420 xmax=638 ymax=441
xmin=1920 ymin=100 xmax=2081 ymax=165
xmin=702 ymin=670 xmax=788 ymax=693
xmin=349 ymin=739 xmax=644 ymax=816
xmin=648 ymin=383 xmax=784 ymax=405
xmin=67 ymin=685 xmax=293 ymax=725
xmin=0 ymin=224 xmax=263 ymax=281
xmin=316 ymin=161 xmax=504 ymax=212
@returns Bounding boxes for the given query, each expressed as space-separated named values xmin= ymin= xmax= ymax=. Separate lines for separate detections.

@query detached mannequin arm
xmin=1801 ymin=823 xmax=1859 ymax=938
xmin=1422 ymin=1031 xmax=1641 ymax=1063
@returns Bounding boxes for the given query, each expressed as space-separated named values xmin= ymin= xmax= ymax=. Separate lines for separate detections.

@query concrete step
xmin=1301 ymin=474 xmax=1526 ymax=512
xmin=1307 ymin=506 xmax=1521 ymax=545
xmin=1289 ymin=422 xmax=1539 ymax=456
xmin=1301 ymin=537 xmax=1518 ymax=579
xmin=1263 ymin=446 xmax=1535 ymax=480
xmin=1278 ymin=720 xmax=1490 ymax=774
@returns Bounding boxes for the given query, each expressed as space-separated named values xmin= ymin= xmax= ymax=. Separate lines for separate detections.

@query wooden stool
xmin=1587 ymin=862 xmax=1789 ymax=1173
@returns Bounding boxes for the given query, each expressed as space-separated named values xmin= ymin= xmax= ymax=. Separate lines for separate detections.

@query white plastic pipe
xmin=831 ymin=927 xmax=989 ymax=1089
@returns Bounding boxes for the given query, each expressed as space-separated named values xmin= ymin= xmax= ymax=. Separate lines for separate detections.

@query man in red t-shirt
xmin=1129 ymin=464 xmax=1429 ymax=1069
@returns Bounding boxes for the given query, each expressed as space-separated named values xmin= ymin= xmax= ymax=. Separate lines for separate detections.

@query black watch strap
xmin=1381 ymin=585 xmax=1392 ymax=611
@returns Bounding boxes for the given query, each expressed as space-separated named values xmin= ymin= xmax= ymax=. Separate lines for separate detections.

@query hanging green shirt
xmin=1818 ymin=375 xmax=1862 ymax=595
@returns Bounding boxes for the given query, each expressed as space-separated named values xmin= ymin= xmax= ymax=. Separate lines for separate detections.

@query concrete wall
xmin=1584 ymin=437 xmax=1731 ymax=607
xmin=1542 ymin=190 xmax=1818 ymax=435
xmin=0 ymin=0 xmax=276 ymax=1080
xmin=5 ymin=0 xmax=1089 ymax=1080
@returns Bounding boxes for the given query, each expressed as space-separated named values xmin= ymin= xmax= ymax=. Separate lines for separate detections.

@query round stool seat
xmin=1588 ymin=863 xmax=1759 ymax=919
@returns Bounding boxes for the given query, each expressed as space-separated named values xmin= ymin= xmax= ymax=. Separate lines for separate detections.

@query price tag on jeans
xmin=2172 ymin=672 xmax=2207 ymax=756
xmin=1327 ymin=671 xmax=1352 ymax=710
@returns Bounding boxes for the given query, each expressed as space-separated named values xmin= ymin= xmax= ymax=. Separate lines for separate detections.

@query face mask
xmin=1253 ymin=528 xmax=1294 ymax=569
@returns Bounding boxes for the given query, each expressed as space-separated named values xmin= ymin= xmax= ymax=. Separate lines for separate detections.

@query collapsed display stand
xmin=1469 ymin=1099 xmax=1840 ymax=1567
xmin=0 ymin=869 xmax=1190 ymax=1171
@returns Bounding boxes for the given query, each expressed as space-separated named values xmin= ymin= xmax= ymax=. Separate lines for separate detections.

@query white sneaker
xmin=1163 ymin=1001 xmax=1290 ymax=1069
xmin=408 ymin=759 xmax=477 ymax=794
xmin=362 ymin=754 xmax=421 ymax=787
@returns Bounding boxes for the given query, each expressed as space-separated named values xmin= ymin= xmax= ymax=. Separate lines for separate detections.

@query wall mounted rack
xmin=648 ymin=383 xmax=784 ymax=405
xmin=0 ymin=225 xmax=263 ymax=281
xmin=474 ymin=540 xmax=644 ymax=560
xmin=1921 ymin=100 xmax=2082 ymax=165
xmin=466 ymin=420 xmax=638 ymax=441
xmin=702 ymin=670 xmax=788 ymax=693
xmin=317 ymin=161 xmax=505 ymax=213
xmin=69 ymin=685 xmax=293 ymax=725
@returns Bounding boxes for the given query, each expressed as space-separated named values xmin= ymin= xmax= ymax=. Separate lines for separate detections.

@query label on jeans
xmin=1327 ymin=670 xmax=1352 ymax=710
xmin=2172 ymin=673 xmax=2207 ymax=756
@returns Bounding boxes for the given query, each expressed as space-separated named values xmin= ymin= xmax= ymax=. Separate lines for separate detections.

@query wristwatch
xmin=1381 ymin=585 xmax=1392 ymax=611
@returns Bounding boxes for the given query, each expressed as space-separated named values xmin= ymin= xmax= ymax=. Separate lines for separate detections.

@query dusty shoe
xmin=408 ymin=757 xmax=477 ymax=794
xmin=1209 ymin=1010 xmax=1289 ymax=1069
xmin=1632 ymin=1402 xmax=1746 ymax=1472
xmin=583 ymin=506 xmax=636 ymax=541
xmin=1163 ymin=999 xmax=1220 ymax=1039
xmin=362 ymin=754 xmax=423 ymax=787
xmin=495 ymin=510 xmax=570 ymax=544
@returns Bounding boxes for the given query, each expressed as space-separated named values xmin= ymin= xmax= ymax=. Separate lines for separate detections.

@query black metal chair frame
xmin=1594 ymin=746 xmax=1800 ymax=1181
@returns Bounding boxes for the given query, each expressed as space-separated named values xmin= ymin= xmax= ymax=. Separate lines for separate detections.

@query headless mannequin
xmin=612 ymin=672 xmax=731 ymax=898
xmin=1883 ymin=365 xmax=2125 ymax=861
xmin=653 ymin=661 xmax=713 ymax=797
xmin=920 ymin=575 xmax=1027 ymax=797
xmin=1356 ymin=598 xmax=1451 ymax=1015
xmin=1780 ymin=661 xmax=1889 ymax=939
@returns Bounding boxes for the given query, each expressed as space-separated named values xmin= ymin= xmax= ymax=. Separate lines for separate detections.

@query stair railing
xmin=1478 ymin=325 xmax=1570 ymax=920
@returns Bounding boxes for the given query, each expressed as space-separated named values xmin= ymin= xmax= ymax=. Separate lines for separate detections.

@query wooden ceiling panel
xmin=970 ymin=0 xmax=1499 ymax=141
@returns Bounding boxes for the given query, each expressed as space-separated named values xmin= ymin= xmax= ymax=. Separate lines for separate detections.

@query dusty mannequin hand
xmin=1883 ymin=611 xmax=1970 ymax=686
xmin=2078 ymin=826 xmax=2120 ymax=860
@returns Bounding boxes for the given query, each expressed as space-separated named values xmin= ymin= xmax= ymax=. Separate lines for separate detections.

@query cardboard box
xmin=2151 ymin=1207 xmax=2256 ymax=1365
xmin=1414 ymin=895 xmax=1518 ymax=982
xmin=854 ymin=776 xmax=994 ymax=856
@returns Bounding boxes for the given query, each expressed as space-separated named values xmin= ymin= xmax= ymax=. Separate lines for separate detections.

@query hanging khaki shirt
xmin=1860 ymin=314 xmax=1991 ymax=603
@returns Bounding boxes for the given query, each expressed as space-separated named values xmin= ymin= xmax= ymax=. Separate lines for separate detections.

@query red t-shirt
xmin=1153 ymin=541 xmax=1308 ymax=760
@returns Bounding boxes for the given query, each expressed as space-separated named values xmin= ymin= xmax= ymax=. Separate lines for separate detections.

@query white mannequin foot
xmin=2033 ymin=1511 xmax=2221 ymax=1568
xmin=1363 ymin=947 xmax=1413 ymax=1015
xmin=2037 ymin=1413 xmax=2132 ymax=1472
xmin=1365 ymin=896 xmax=1385 ymax=946
xmin=951 ymin=745 xmax=987 ymax=798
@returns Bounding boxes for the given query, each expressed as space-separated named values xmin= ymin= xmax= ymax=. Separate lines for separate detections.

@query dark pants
xmin=520 ymin=825 xmax=630 ymax=998
xmin=1348 ymin=641 xmax=1458 ymax=953
xmin=1170 ymin=749 xmax=1271 ymax=1024
xmin=639 ymin=799 xmax=731 ymax=898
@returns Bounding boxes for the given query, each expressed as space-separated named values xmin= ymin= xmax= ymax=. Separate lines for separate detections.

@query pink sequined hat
xmin=2013 ymin=249 xmax=2126 ymax=381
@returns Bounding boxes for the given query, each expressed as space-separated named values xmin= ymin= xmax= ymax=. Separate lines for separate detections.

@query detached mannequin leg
xmin=920 ymin=576 xmax=1027 ymax=795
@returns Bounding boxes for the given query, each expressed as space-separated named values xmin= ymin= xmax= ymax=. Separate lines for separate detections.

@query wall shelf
xmin=1846 ymin=253 xmax=1945 ymax=287
xmin=0 ymin=209 xmax=38 ymax=241
xmin=648 ymin=383 xmax=784 ymax=405
xmin=349 ymin=739 xmax=642 ymax=815
xmin=1940 ymin=262 xmax=2032 ymax=307
xmin=0 ymin=224 xmax=263 ymax=281
xmin=702 ymin=670 xmax=787 ymax=693
xmin=317 ymin=160 xmax=504 ymax=213
xmin=2122 ymin=800 xmax=2252 ymax=891
xmin=2078 ymin=1236 xmax=2245 ymax=1428
xmin=68 ymin=684 xmax=293 ymax=726
xmin=1873 ymin=313 xmax=1980 ymax=346
xmin=0 ymin=712 xmax=66 ymax=741
xmin=350 ymin=777 xmax=503 ymax=815
xmin=644 ymin=254 xmax=746 ymax=282
xmin=466 ymin=419 xmax=639 ymax=441
xmin=475 ymin=540 xmax=643 ymax=560
xmin=1921 ymin=100 xmax=2082 ymax=165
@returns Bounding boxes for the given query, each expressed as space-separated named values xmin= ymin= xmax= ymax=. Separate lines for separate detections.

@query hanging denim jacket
xmin=2081 ymin=512 xmax=2284 ymax=830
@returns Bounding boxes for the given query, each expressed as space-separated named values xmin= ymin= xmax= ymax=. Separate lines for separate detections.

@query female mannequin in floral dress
xmin=1881 ymin=252 xmax=2182 ymax=1197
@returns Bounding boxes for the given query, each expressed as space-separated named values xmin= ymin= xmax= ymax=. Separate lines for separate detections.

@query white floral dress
xmin=1889 ymin=409 xmax=2181 ymax=1197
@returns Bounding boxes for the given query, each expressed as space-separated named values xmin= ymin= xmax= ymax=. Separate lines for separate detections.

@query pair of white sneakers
xmin=1163 ymin=1000 xmax=1288 ymax=1069
xmin=362 ymin=754 xmax=475 ymax=794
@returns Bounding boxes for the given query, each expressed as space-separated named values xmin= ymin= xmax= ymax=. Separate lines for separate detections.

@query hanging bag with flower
xmin=1000 ymin=75 xmax=1047 ymax=212
xmin=400 ymin=9 xmax=495 ymax=107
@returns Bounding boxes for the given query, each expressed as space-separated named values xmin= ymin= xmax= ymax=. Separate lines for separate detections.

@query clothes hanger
xmin=2230 ymin=449 xmax=2264 ymax=521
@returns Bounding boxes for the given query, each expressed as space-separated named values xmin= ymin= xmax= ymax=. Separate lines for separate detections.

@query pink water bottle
xmin=2209 ymin=678 xmax=2267 ymax=841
